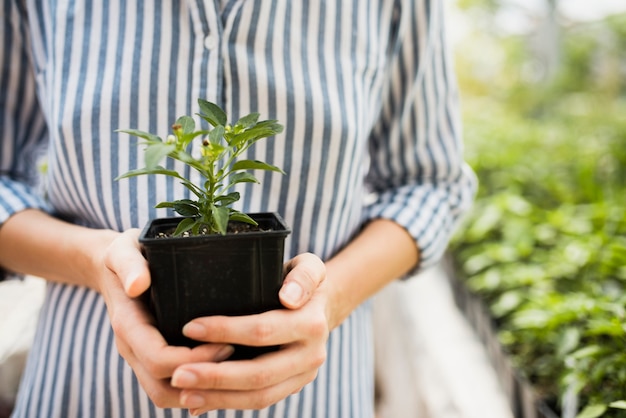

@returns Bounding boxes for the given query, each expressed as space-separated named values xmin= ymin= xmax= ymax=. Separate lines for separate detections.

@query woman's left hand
xmin=170 ymin=252 xmax=329 ymax=414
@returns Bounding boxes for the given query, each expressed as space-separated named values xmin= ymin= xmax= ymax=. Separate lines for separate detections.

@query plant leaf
xmin=214 ymin=192 xmax=240 ymax=206
xmin=576 ymin=405 xmax=607 ymax=418
xmin=229 ymin=211 xmax=258 ymax=226
xmin=212 ymin=206 xmax=230 ymax=235
xmin=114 ymin=166 xmax=184 ymax=181
xmin=180 ymin=130 xmax=209 ymax=149
xmin=198 ymin=99 xmax=227 ymax=127
xmin=145 ymin=143 xmax=176 ymax=168
xmin=229 ymin=124 xmax=283 ymax=148
xmin=227 ymin=172 xmax=259 ymax=187
xmin=154 ymin=201 xmax=175 ymax=208
xmin=609 ymin=401 xmax=626 ymax=409
xmin=175 ymin=115 xmax=195 ymax=134
xmin=172 ymin=200 xmax=200 ymax=217
xmin=173 ymin=217 xmax=197 ymax=236
xmin=235 ymin=112 xmax=260 ymax=129
xmin=116 ymin=128 xmax=162 ymax=143
xmin=209 ymin=125 xmax=225 ymax=144
xmin=231 ymin=159 xmax=285 ymax=174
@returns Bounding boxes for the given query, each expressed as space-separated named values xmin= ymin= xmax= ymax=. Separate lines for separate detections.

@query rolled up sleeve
xmin=364 ymin=1 xmax=477 ymax=273
xmin=1 ymin=3 xmax=49 ymax=226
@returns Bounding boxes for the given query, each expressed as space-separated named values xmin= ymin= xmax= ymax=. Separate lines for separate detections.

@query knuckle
xmin=250 ymin=390 xmax=277 ymax=410
xmin=208 ymin=370 xmax=225 ymax=388
xmin=143 ymin=357 xmax=167 ymax=378
xmin=251 ymin=322 xmax=274 ymax=344
xmin=145 ymin=384 xmax=173 ymax=408
xmin=250 ymin=368 xmax=273 ymax=388
xmin=304 ymin=369 xmax=319 ymax=385
xmin=309 ymin=346 xmax=327 ymax=369
xmin=307 ymin=316 xmax=329 ymax=340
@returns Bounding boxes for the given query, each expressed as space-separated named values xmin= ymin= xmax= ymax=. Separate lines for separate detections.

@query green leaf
xmin=576 ymin=404 xmax=607 ymax=418
xmin=229 ymin=211 xmax=258 ymax=226
xmin=227 ymin=172 xmax=259 ymax=187
xmin=208 ymin=125 xmax=225 ymax=144
xmin=609 ymin=401 xmax=626 ymax=409
xmin=254 ymin=119 xmax=284 ymax=134
xmin=214 ymin=192 xmax=240 ymax=206
xmin=212 ymin=206 xmax=230 ymax=235
xmin=154 ymin=201 xmax=175 ymax=208
xmin=114 ymin=166 xmax=184 ymax=181
xmin=231 ymin=159 xmax=285 ymax=174
xmin=116 ymin=128 xmax=162 ymax=143
xmin=145 ymin=143 xmax=176 ymax=168
xmin=235 ymin=112 xmax=260 ymax=129
xmin=173 ymin=217 xmax=197 ymax=236
xmin=175 ymin=115 xmax=195 ymax=134
xmin=180 ymin=130 xmax=208 ymax=149
xmin=198 ymin=99 xmax=227 ymax=127
xmin=557 ymin=327 xmax=581 ymax=357
xmin=569 ymin=345 xmax=603 ymax=360
xmin=511 ymin=309 xmax=552 ymax=329
xmin=172 ymin=200 xmax=200 ymax=217
xmin=229 ymin=124 xmax=283 ymax=148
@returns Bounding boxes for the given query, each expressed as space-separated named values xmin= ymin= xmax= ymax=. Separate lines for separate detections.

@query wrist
xmin=69 ymin=228 xmax=121 ymax=293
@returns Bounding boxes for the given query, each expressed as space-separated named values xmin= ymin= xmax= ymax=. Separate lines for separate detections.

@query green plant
xmin=116 ymin=99 xmax=284 ymax=236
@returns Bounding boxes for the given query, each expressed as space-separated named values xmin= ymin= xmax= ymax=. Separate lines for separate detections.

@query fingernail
xmin=213 ymin=345 xmax=234 ymax=362
xmin=280 ymin=281 xmax=303 ymax=306
xmin=182 ymin=322 xmax=206 ymax=338
xmin=123 ymin=269 xmax=145 ymax=297
xmin=171 ymin=369 xmax=197 ymax=387
xmin=182 ymin=393 xmax=205 ymax=409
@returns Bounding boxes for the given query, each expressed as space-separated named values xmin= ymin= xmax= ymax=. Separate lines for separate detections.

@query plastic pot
xmin=139 ymin=212 xmax=291 ymax=359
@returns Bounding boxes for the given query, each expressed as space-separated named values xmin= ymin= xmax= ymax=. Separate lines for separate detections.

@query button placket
xmin=202 ymin=0 xmax=223 ymax=51
xmin=204 ymin=33 xmax=218 ymax=50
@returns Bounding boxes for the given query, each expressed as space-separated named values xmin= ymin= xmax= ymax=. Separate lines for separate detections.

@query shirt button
xmin=204 ymin=34 xmax=218 ymax=50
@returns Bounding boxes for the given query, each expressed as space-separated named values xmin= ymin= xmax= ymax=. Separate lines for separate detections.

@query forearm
xmin=0 ymin=209 xmax=119 ymax=291
xmin=325 ymin=218 xmax=419 ymax=330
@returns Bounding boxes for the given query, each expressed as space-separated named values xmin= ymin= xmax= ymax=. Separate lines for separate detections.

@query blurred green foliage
xmin=450 ymin=3 xmax=626 ymax=416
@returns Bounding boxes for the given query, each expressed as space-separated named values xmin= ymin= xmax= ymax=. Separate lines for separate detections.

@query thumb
xmin=104 ymin=228 xmax=150 ymax=298
xmin=279 ymin=252 xmax=326 ymax=309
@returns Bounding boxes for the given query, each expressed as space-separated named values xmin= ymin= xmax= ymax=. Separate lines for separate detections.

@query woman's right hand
xmin=98 ymin=229 xmax=233 ymax=409
xmin=0 ymin=210 xmax=233 ymax=409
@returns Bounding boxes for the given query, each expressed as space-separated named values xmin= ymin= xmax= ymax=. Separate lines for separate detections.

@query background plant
xmin=450 ymin=3 xmax=626 ymax=416
xmin=116 ymin=99 xmax=284 ymax=236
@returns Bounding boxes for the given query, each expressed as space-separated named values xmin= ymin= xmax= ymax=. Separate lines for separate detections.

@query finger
xmin=180 ymin=369 xmax=319 ymax=412
xmin=279 ymin=253 xmax=325 ymax=309
xmin=182 ymin=298 xmax=329 ymax=348
xmin=108 ymin=280 xmax=233 ymax=379
xmin=172 ymin=342 xmax=325 ymax=391
xmin=104 ymin=228 xmax=150 ymax=297
xmin=128 ymin=360 xmax=185 ymax=409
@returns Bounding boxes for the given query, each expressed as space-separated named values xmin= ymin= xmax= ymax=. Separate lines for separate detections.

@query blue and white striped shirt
xmin=1 ymin=1 xmax=476 ymax=417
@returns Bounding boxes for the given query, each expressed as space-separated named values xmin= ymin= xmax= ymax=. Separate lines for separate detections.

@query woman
xmin=0 ymin=1 xmax=476 ymax=417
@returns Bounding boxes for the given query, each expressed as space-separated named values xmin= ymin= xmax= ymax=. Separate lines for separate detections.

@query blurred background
xmin=445 ymin=0 xmax=626 ymax=417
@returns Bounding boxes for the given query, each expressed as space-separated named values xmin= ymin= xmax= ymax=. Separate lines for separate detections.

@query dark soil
xmin=156 ymin=221 xmax=269 ymax=238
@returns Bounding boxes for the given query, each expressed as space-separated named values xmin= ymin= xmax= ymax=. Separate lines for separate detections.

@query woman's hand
xmin=169 ymin=252 xmax=329 ymax=414
xmin=100 ymin=229 xmax=233 ymax=409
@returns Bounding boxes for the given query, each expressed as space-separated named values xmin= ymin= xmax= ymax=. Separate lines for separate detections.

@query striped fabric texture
xmin=1 ymin=0 xmax=476 ymax=417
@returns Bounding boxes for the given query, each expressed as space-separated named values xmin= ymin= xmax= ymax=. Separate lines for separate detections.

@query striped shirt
xmin=1 ymin=1 xmax=476 ymax=417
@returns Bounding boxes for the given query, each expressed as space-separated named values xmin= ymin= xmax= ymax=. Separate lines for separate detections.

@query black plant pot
xmin=139 ymin=212 xmax=291 ymax=360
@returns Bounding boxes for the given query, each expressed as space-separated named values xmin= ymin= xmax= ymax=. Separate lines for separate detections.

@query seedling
xmin=116 ymin=99 xmax=284 ymax=236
